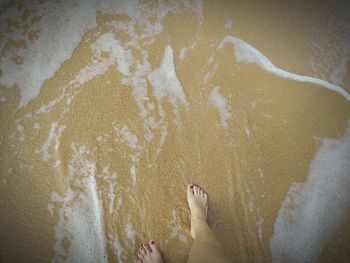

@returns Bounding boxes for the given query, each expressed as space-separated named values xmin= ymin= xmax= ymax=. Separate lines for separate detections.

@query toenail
xmin=141 ymin=248 xmax=143 ymax=250
xmin=151 ymin=240 xmax=154 ymax=244
xmin=190 ymin=185 xmax=193 ymax=188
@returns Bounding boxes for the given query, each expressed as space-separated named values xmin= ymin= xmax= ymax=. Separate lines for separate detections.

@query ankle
xmin=192 ymin=216 xmax=209 ymax=232
xmin=192 ymin=223 xmax=211 ymax=237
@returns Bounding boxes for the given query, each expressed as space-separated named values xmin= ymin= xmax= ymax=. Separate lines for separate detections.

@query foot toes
xmin=140 ymin=245 xmax=147 ymax=256
xmin=195 ymin=186 xmax=200 ymax=195
xmin=188 ymin=184 xmax=208 ymax=201
xmin=137 ymin=250 xmax=144 ymax=260
xmin=143 ymin=243 xmax=151 ymax=253
xmin=149 ymin=240 xmax=157 ymax=250
xmin=143 ymin=243 xmax=151 ymax=254
xmin=188 ymin=184 xmax=194 ymax=194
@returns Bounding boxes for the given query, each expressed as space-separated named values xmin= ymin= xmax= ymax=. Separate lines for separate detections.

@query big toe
xmin=149 ymin=240 xmax=159 ymax=252
xmin=187 ymin=184 xmax=194 ymax=195
xmin=149 ymin=240 xmax=163 ymax=262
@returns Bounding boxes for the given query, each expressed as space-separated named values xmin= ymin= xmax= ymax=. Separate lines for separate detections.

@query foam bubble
xmin=256 ymin=218 xmax=264 ymax=242
xmin=0 ymin=0 xmax=97 ymax=108
xmin=35 ymin=122 xmax=66 ymax=161
xmin=148 ymin=45 xmax=189 ymax=125
xmin=114 ymin=124 xmax=142 ymax=185
xmin=208 ymin=86 xmax=233 ymax=129
xmin=168 ymin=209 xmax=188 ymax=243
xmin=219 ymin=36 xmax=350 ymax=102
xmin=125 ymin=216 xmax=137 ymax=249
xmin=270 ymin=120 xmax=350 ymax=262
xmin=51 ymin=143 xmax=108 ymax=263
xmin=116 ymin=125 xmax=139 ymax=150
xmin=179 ymin=47 xmax=188 ymax=60
xmin=108 ymin=233 xmax=125 ymax=262
xmin=179 ymin=41 xmax=197 ymax=60
xmin=90 ymin=32 xmax=133 ymax=77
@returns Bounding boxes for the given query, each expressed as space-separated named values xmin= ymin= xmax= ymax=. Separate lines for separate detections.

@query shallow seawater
xmin=0 ymin=0 xmax=350 ymax=262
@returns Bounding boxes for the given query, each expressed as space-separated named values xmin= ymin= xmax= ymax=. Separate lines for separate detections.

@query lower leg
xmin=188 ymin=228 xmax=230 ymax=263
xmin=135 ymin=184 xmax=231 ymax=263
xmin=187 ymin=184 xmax=231 ymax=263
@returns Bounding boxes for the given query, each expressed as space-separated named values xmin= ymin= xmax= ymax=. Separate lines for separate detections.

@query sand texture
xmin=1 ymin=0 xmax=350 ymax=262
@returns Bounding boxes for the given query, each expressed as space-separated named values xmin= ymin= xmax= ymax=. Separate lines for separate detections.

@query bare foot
xmin=136 ymin=240 xmax=163 ymax=263
xmin=187 ymin=184 xmax=209 ymax=238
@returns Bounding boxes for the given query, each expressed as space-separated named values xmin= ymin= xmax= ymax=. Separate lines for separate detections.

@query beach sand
xmin=0 ymin=0 xmax=350 ymax=262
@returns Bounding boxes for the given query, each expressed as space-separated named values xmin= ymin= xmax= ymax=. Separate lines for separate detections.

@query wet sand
xmin=1 ymin=0 xmax=350 ymax=262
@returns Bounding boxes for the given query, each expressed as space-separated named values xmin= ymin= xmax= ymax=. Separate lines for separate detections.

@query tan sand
xmin=0 ymin=0 xmax=349 ymax=262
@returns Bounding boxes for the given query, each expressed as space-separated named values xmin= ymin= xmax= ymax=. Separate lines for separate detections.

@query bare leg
xmin=187 ymin=184 xmax=231 ymax=263
xmin=136 ymin=240 xmax=163 ymax=263
xmin=135 ymin=184 xmax=230 ymax=263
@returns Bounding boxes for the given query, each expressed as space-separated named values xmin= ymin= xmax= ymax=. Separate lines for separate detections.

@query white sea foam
xmin=179 ymin=41 xmax=197 ymax=60
xmin=35 ymin=31 xmax=129 ymax=114
xmin=167 ymin=209 xmax=188 ymax=243
xmin=179 ymin=47 xmax=188 ymax=60
xmin=117 ymin=125 xmax=139 ymax=150
xmin=35 ymin=122 xmax=66 ymax=161
xmin=114 ymin=124 xmax=142 ymax=185
xmin=125 ymin=216 xmax=137 ymax=249
xmin=225 ymin=19 xmax=233 ymax=29
xmin=256 ymin=218 xmax=264 ymax=242
xmin=148 ymin=45 xmax=188 ymax=103
xmin=100 ymin=165 xmax=118 ymax=214
xmin=2 ymin=0 xmax=203 ymax=171
xmin=270 ymin=120 xmax=350 ymax=262
xmin=0 ymin=0 xmax=97 ymax=108
xmin=51 ymin=143 xmax=108 ymax=263
xmin=70 ymin=57 xmax=115 ymax=87
xmin=208 ymin=86 xmax=232 ymax=129
xmin=148 ymin=45 xmax=189 ymax=125
xmin=89 ymin=32 xmax=155 ymax=142
xmin=90 ymin=32 xmax=133 ymax=77
xmin=0 ymin=0 xmax=203 ymax=109
xmin=219 ymin=36 xmax=350 ymax=102
xmin=108 ymin=233 xmax=125 ymax=262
